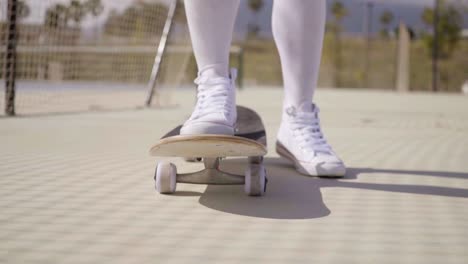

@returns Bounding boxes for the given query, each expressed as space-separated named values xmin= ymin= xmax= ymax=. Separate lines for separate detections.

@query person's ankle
xmin=198 ymin=64 xmax=229 ymax=78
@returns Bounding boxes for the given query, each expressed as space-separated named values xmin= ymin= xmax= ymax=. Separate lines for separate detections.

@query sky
xmin=237 ymin=0 xmax=468 ymax=37
xmin=0 ymin=0 xmax=171 ymax=26
xmin=1 ymin=0 xmax=466 ymax=35
xmin=0 ymin=0 xmax=166 ymax=26
xmin=0 ymin=0 xmax=439 ymax=23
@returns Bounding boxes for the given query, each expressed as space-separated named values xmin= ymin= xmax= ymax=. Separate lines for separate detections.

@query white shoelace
xmin=288 ymin=107 xmax=333 ymax=155
xmin=191 ymin=70 xmax=236 ymax=120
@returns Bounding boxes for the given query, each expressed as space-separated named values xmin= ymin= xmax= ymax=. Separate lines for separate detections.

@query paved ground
xmin=1 ymin=88 xmax=468 ymax=264
xmin=0 ymin=82 xmax=150 ymax=116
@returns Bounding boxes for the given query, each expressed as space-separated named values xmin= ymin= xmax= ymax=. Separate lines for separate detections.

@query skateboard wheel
xmin=244 ymin=163 xmax=266 ymax=196
xmin=155 ymin=162 xmax=177 ymax=194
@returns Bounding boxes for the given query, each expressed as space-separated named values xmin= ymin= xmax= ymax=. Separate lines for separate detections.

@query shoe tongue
xmin=297 ymin=102 xmax=314 ymax=113
xmin=200 ymin=68 xmax=229 ymax=79
xmin=284 ymin=103 xmax=316 ymax=120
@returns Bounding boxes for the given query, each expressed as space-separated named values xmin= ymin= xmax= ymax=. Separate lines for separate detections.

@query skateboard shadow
xmin=199 ymin=158 xmax=330 ymax=220
xmin=198 ymin=157 xmax=468 ymax=220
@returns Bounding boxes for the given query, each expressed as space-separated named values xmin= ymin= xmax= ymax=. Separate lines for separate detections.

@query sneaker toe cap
xmin=315 ymin=162 xmax=346 ymax=177
xmin=299 ymin=158 xmax=346 ymax=177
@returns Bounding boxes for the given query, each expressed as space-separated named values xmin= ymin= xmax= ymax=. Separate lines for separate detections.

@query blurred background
xmin=1 ymin=0 xmax=467 ymax=115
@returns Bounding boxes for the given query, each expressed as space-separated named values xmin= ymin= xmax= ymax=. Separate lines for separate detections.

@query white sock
xmin=184 ymin=0 xmax=240 ymax=78
xmin=272 ymin=0 xmax=326 ymax=111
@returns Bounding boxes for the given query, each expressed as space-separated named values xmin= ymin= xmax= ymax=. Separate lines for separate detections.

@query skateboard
xmin=150 ymin=106 xmax=268 ymax=196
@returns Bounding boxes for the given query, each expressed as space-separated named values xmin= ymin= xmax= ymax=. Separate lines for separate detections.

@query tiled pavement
xmin=1 ymin=88 xmax=468 ymax=263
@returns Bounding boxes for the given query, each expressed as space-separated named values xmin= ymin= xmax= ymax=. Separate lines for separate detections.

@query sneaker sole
xmin=276 ymin=141 xmax=345 ymax=178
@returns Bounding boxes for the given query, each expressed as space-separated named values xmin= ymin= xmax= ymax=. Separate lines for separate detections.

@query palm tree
xmin=247 ymin=0 xmax=264 ymax=38
xmin=67 ymin=0 xmax=85 ymax=26
xmin=421 ymin=0 xmax=463 ymax=91
xmin=330 ymin=1 xmax=348 ymax=87
xmin=84 ymin=0 xmax=104 ymax=17
xmin=44 ymin=4 xmax=68 ymax=29
xmin=331 ymin=1 xmax=348 ymax=23
xmin=17 ymin=0 xmax=30 ymax=21
xmin=379 ymin=10 xmax=394 ymax=38
xmin=44 ymin=0 xmax=104 ymax=29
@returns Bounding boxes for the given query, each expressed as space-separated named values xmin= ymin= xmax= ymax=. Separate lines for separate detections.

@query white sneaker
xmin=180 ymin=68 xmax=237 ymax=135
xmin=276 ymin=103 xmax=346 ymax=177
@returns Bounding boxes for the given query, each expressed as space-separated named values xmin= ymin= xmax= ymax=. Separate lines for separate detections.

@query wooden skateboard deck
xmin=150 ymin=106 xmax=268 ymax=196
xmin=150 ymin=106 xmax=267 ymax=158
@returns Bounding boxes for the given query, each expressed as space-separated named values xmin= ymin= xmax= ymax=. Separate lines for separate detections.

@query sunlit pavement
xmin=1 ymin=88 xmax=468 ymax=264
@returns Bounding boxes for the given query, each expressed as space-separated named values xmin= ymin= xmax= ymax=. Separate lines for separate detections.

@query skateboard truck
xmin=154 ymin=155 xmax=267 ymax=196
xmin=177 ymin=157 xmax=244 ymax=185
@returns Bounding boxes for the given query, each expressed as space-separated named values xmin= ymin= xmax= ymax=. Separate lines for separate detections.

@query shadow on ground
xmin=172 ymin=158 xmax=468 ymax=220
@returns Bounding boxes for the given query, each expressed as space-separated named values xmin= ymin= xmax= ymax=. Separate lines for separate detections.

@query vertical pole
xmin=146 ymin=0 xmax=177 ymax=107
xmin=237 ymin=47 xmax=244 ymax=89
xmin=5 ymin=0 xmax=18 ymax=116
xmin=432 ymin=0 xmax=440 ymax=92
xmin=396 ymin=21 xmax=410 ymax=92
xmin=364 ymin=1 xmax=373 ymax=88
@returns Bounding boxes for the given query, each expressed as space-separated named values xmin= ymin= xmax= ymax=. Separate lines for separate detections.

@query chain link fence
xmin=0 ymin=0 xmax=192 ymax=116
xmin=2 ymin=0 xmax=467 ymax=116
xmin=238 ymin=0 xmax=467 ymax=93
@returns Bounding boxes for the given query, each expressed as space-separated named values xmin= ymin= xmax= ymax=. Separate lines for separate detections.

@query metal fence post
xmin=145 ymin=0 xmax=177 ymax=107
xmin=237 ymin=46 xmax=244 ymax=90
xmin=432 ymin=0 xmax=440 ymax=92
xmin=5 ymin=0 xmax=18 ymax=116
